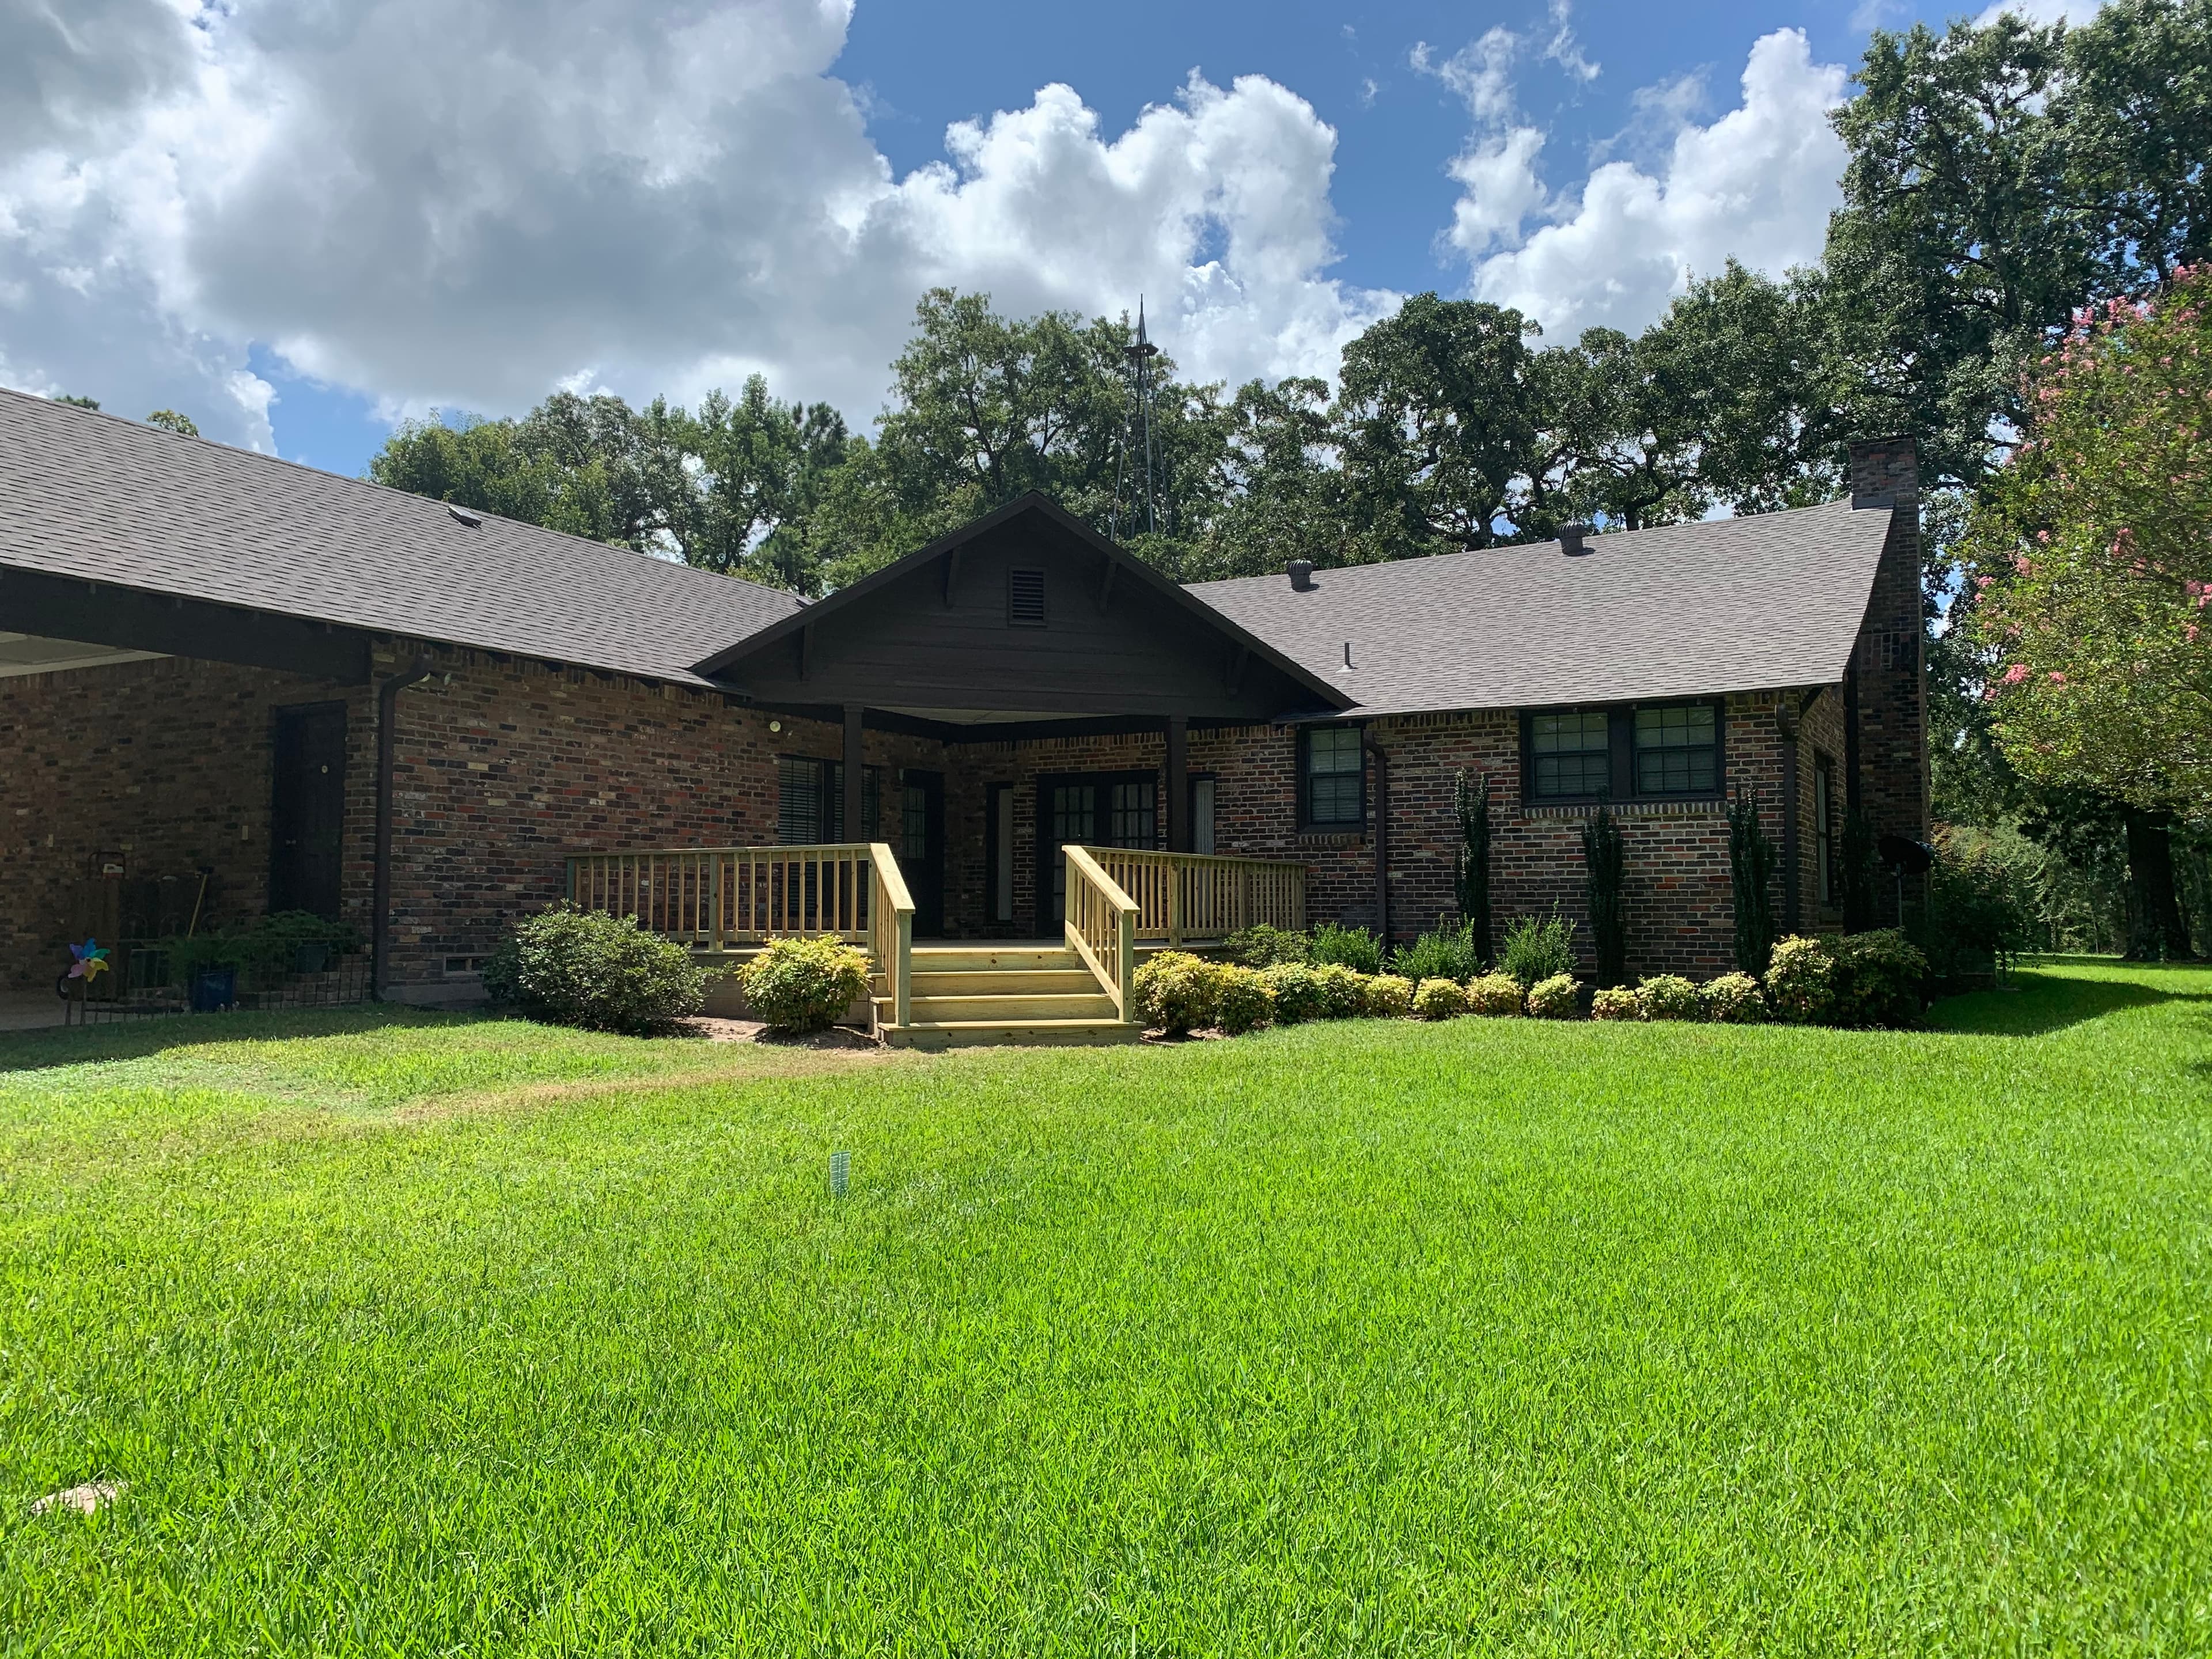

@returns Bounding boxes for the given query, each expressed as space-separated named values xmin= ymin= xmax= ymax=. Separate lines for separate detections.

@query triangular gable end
xmin=694 ymin=495 xmax=1349 ymax=726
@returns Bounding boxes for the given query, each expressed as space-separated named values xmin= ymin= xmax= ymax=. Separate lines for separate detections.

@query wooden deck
xmin=566 ymin=842 xmax=1306 ymax=1044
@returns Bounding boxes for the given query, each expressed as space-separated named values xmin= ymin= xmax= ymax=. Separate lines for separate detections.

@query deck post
xmin=710 ymin=855 xmax=725 ymax=954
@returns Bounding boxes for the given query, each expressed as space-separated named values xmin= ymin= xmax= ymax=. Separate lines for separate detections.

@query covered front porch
xmin=566 ymin=839 xmax=1306 ymax=1046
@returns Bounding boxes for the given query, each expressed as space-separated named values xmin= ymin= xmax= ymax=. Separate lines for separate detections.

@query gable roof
xmin=1188 ymin=499 xmax=1894 ymax=718
xmin=695 ymin=491 xmax=1353 ymax=711
xmin=0 ymin=387 xmax=800 ymax=686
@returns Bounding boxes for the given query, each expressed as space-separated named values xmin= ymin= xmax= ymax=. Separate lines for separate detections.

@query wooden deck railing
xmin=1077 ymin=847 xmax=1306 ymax=946
xmin=868 ymin=842 xmax=914 ymax=1029
xmin=566 ymin=844 xmax=880 ymax=948
xmin=1063 ymin=845 xmax=1137 ymax=1021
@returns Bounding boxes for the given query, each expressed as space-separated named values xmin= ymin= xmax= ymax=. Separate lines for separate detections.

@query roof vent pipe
xmin=1559 ymin=523 xmax=1595 ymax=556
xmin=1287 ymin=559 xmax=1315 ymax=591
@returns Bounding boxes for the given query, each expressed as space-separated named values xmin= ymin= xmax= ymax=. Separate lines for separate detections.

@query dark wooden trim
xmin=0 ymin=567 xmax=373 ymax=683
xmin=1096 ymin=558 xmax=1119 ymax=614
xmin=1226 ymin=645 xmax=1249 ymax=696
xmin=842 ymin=705 xmax=865 ymax=843
xmin=1165 ymin=714 xmax=1189 ymax=853
xmin=942 ymin=546 xmax=962 ymax=607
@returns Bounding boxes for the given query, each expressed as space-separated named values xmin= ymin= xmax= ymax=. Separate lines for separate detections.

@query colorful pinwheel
xmin=66 ymin=940 xmax=112 ymax=983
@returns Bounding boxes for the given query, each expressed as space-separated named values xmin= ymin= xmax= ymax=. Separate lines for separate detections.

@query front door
xmin=1035 ymin=770 xmax=1157 ymax=934
xmin=270 ymin=702 xmax=347 ymax=919
xmin=900 ymin=769 xmax=945 ymax=936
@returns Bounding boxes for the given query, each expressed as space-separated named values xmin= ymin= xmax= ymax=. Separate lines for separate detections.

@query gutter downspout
xmin=1363 ymin=729 xmax=1389 ymax=946
xmin=373 ymin=653 xmax=434 ymax=1000
xmin=1777 ymin=699 xmax=1802 ymax=935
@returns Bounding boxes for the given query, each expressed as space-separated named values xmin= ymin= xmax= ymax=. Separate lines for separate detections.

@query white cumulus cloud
xmin=1456 ymin=28 xmax=1849 ymax=339
xmin=0 ymin=0 xmax=1392 ymax=450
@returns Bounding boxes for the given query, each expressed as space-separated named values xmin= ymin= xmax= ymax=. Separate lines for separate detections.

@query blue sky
xmin=3 ymin=0 xmax=2008 ymax=480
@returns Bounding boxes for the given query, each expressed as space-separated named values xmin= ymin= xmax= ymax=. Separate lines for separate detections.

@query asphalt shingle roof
xmin=1187 ymin=499 xmax=1895 ymax=717
xmin=0 ymin=388 xmax=800 ymax=686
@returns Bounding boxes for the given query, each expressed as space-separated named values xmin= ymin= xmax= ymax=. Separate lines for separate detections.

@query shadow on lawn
xmin=1930 ymin=961 xmax=2208 ymax=1037
xmin=0 ymin=1005 xmax=482 ymax=1075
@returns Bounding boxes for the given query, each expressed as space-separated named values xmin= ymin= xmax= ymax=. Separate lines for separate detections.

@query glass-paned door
xmin=1036 ymin=771 xmax=1157 ymax=933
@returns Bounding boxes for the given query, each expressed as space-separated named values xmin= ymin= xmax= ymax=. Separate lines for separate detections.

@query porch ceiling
xmin=0 ymin=631 xmax=166 ymax=680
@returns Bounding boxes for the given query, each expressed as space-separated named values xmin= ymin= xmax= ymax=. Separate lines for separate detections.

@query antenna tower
xmin=1111 ymin=298 xmax=1165 ymax=543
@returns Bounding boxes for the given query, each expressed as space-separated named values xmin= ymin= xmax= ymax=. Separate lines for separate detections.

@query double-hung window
xmin=1300 ymin=726 xmax=1364 ymax=829
xmin=777 ymin=755 xmax=880 ymax=843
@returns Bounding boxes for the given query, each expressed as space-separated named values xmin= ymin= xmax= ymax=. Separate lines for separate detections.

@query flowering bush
xmin=1132 ymin=950 xmax=1219 ymax=1036
xmin=1700 ymin=972 xmax=1767 ymax=1024
xmin=734 ymin=935 xmax=869 ymax=1035
xmin=1525 ymin=973 xmax=1582 ymax=1020
xmin=1362 ymin=973 xmax=1415 ymax=1019
xmin=1637 ymin=974 xmax=1703 ymax=1022
xmin=1590 ymin=986 xmax=1641 ymax=1021
xmin=1763 ymin=935 xmax=1836 ymax=1025
xmin=1464 ymin=972 xmax=1525 ymax=1017
xmin=1412 ymin=978 xmax=1469 ymax=1020
xmin=1965 ymin=266 xmax=2212 ymax=815
xmin=1311 ymin=963 xmax=1370 ymax=1020
xmin=1260 ymin=962 xmax=1328 ymax=1024
xmin=1211 ymin=964 xmax=1275 ymax=1035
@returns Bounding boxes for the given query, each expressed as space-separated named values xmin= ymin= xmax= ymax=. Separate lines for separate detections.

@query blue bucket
xmin=190 ymin=968 xmax=237 ymax=1012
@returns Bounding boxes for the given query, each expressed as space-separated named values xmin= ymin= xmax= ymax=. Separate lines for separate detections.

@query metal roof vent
xmin=1287 ymin=559 xmax=1315 ymax=591
xmin=447 ymin=504 xmax=483 ymax=529
xmin=1559 ymin=522 xmax=1595 ymax=556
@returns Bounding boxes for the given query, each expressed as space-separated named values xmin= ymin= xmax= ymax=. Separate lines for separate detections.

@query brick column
xmin=1844 ymin=437 xmax=1930 ymax=844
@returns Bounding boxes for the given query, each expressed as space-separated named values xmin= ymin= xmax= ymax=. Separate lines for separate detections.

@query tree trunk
xmin=2123 ymin=810 xmax=2194 ymax=960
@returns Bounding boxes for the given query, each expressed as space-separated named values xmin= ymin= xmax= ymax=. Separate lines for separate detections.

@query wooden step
xmin=886 ymin=991 xmax=1119 ymax=1023
xmin=907 ymin=945 xmax=1081 ymax=974
xmin=881 ymin=1017 xmax=1140 ymax=1050
xmin=906 ymin=968 xmax=1103 ymax=996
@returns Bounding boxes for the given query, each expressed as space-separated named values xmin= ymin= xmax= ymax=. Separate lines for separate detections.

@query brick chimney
xmin=1841 ymin=435 xmax=1929 ymax=845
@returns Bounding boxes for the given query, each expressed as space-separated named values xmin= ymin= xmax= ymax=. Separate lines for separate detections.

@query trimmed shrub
xmin=1498 ymin=912 xmax=1575 ymax=987
xmin=1309 ymin=922 xmax=1384 ymax=974
xmin=1362 ymin=973 xmax=1415 ymax=1019
xmin=1590 ymin=986 xmax=1641 ymax=1021
xmin=1464 ymin=972 xmax=1525 ymax=1017
xmin=1831 ymin=930 xmax=1930 ymax=1028
xmin=1211 ymin=964 xmax=1276 ymax=1035
xmin=1260 ymin=961 xmax=1328 ymax=1024
xmin=1700 ymin=972 xmax=1768 ymax=1024
xmin=1525 ymin=972 xmax=1583 ymax=1020
xmin=736 ymin=935 xmax=870 ymax=1034
xmin=1763 ymin=935 xmax=1836 ymax=1024
xmin=1412 ymin=977 xmax=1469 ymax=1020
xmin=1390 ymin=918 xmax=1482 ymax=983
xmin=1311 ymin=963 xmax=1369 ymax=1020
xmin=1637 ymin=974 xmax=1703 ymax=1022
xmin=1132 ymin=949 xmax=1219 ymax=1036
xmin=1226 ymin=924 xmax=1309 ymax=968
xmin=484 ymin=904 xmax=715 ymax=1035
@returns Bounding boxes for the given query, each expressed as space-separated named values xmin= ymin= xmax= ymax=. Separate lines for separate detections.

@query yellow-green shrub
xmin=736 ymin=936 xmax=870 ymax=1033
xmin=1211 ymin=964 xmax=1275 ymax=1035
xmin=1133 ymin=950 xmax=1219 ymax=1036
xmin=1464 ymin=972 xmax=1524 ymax=1017
xmin=1412 ymin=978 xmax=1469 ymax=1020
xmin=1362 ymin=974 xmax=1415 ymax=1018
xmin=1637 ymin=974 xmax=1703 ymax=1021
xmin=1525 ymin=972 xmax=1583 ymax=1019
xmin=1590 ymin=986 xmax=1641 ymax=1021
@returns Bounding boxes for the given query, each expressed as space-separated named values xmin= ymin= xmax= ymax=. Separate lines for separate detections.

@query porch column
xmin=1165 ymin=714 xmax=1189 ymax=853
xmin=842 ymin=704 xmax=865 ymax=842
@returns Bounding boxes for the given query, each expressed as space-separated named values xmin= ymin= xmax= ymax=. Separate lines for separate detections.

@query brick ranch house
xmin=1 ymin=389 xmax=1927 ymax=1041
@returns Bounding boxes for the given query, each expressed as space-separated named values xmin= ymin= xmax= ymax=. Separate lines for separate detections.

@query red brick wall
xmin=0 ymin=656 xmax=373 ymax=989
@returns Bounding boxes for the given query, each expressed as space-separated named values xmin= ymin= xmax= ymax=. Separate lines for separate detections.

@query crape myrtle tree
xmin=1962 ymin=270 xmax=2212 ymax=955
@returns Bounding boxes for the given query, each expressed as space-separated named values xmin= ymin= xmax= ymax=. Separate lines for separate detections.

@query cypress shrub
xmin=1453 ymin=769 xmax=1495 ymax=965
xmin=1582 ymin=806 xmax=1627 ymax=988
xmin=1728 ymin=785 xmax=1779 ymax=975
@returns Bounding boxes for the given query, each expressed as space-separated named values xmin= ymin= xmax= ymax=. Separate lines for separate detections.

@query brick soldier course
xmin=1 ymin=388 xmax=1927 ymax=997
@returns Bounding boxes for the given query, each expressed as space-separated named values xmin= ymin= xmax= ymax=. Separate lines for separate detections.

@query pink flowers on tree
xmin=1965 ymin=263 xmax=2212 ymax=816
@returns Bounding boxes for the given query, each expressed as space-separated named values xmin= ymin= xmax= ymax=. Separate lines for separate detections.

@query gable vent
xmin=1007 ymin=567 xmax=1047 ymax=627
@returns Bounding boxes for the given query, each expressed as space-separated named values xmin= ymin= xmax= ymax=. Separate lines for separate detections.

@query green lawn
xmin=2 ymin=961 xmax=2207 ymax=1655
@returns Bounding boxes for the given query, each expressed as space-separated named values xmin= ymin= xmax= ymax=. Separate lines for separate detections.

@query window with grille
xmin=1007 ymin=567 xmax=1047 ymax=627
xmin=1531 ymin=710 xmax=1610 ymax=799
xmin=1633 ymin=704 xmax=1718 ymax=794
xmin=1301 ymin=726 xmax=1364 ymax=828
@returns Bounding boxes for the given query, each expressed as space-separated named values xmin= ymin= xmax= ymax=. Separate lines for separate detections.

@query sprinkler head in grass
xmin=830 ymin=1150 xmax=850 ymax=1198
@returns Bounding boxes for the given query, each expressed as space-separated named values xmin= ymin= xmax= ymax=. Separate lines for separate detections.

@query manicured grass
xmin=2 ymin=961 xmax=2208 ymax=1654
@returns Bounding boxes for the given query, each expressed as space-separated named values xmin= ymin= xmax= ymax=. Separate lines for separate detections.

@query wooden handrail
xmin=1076 ymin=846 xmax=1306 ymax=945
xmin=868 ymin=841 xmax=915 ymax=1030
xmin=566 ymin=843 xmax=881 ymax=945
xmin=1063 ymin=844 xmax=1138 ymax=1021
